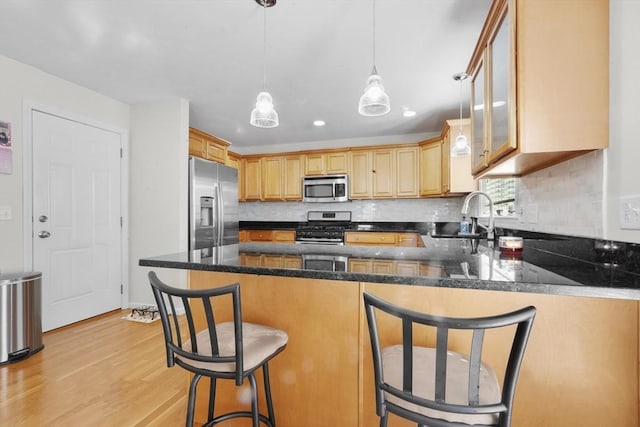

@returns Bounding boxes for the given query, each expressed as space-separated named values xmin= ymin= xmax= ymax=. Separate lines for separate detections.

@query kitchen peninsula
xmin=140 ymin=234 xmax=640 ymax=427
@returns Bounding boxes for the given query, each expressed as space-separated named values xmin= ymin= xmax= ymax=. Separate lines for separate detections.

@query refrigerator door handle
xmin=216 ymin=184 xmax=224 ymax=245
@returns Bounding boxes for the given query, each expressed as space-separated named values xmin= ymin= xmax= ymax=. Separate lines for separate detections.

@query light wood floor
xmin=0 ymin=310 xmax=191 ymax=426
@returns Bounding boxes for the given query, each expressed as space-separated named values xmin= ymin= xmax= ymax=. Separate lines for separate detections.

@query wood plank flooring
xmin=0 ymin=310 xmax=190 ymax=426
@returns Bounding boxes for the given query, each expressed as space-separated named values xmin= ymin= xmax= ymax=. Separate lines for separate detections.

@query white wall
xmin=0 ymin=54 xmax=130 ymax=273
xmin=605 ymin=0 xmax=640 ymax=243
xmin=129 ymin=99 xmax=189 ymax=306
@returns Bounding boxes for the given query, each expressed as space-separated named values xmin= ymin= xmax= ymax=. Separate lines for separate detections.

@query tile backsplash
xmin=500 ymin=150 xmax=604 ymax=239
xmin=240 ymin=198 xmax=464 ymax=223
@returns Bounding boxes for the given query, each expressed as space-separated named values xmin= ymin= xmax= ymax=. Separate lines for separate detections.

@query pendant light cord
xmin=459 ymin=77 xmax=463 ymax=134
xmin=372 ymin=0 xmax=377 ymax=72
xmin=263 ymin=2 xmax=267 ymax=90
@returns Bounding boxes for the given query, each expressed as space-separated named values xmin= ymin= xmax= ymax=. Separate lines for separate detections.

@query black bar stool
xmin=149 ymin=271 xmax=288 ymax=427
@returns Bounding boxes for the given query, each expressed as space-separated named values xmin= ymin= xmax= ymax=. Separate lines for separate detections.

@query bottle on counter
xmin=460 ymin=216 xmax=470 ymax=234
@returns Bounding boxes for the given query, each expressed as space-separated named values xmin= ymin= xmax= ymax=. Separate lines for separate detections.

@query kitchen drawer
xmin=344 ymin=232 xmax=397 ymax=246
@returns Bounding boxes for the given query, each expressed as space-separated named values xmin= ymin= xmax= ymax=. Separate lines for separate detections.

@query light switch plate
xmin=0 ymin=206 xmax=11 ymax=220
xmin=620 ymin=196 xmax=640 ymax=229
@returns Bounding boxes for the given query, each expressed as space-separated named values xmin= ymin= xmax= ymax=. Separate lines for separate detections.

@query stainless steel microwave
xmin=302 ymin=175 xmax=349 ymax=203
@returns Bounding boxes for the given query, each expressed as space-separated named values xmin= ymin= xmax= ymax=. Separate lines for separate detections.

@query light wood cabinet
xmin=283 ymin=156 xmax=302 ymax=200
xmin=261 ymin=157 xmax=283 ymax=200
xmin=242 ymin=157 xmax=261 ymax=201
xmin=304 ymin=151 xmax=348 ymax=176
xmin=419 ymin=138 xmax=443 ymax=196
xmin=188 ymin=127 xmax=230 ymax=165
xmin=344 ymin=231 xmax=420 ymax=247
xmin=395 ymin=147 xmax=419 ymax=198
xmin=261 ymin=155 xmax=303 ymax=201
xmin=242 ymin=229 xmax=296 ymax=243
xmin=348 ymin=148 xmax=395 ymax=199
xmin=226 ymin=151 xmax=241 ymax=169
xmin=272 ymin=230 xmax=296 ymax=243
xmin=468 ymin=0 xmax=608 ymax=177
xmin=239 ymin=253 xmax=301 ymax=268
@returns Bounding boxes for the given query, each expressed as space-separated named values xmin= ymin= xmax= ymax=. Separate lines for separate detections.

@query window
xmin=480 ymin=178 xmax=516 ymax=217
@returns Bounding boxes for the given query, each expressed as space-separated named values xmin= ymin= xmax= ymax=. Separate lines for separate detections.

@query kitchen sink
xmin=429 ymin=222 xmax=484 ymax=239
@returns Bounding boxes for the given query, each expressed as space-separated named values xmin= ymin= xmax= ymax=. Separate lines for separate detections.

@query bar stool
xmin=363 ymin=292 xmax=535 ymax=427
xmin=149 ymin=271 xmax=288 ymax=427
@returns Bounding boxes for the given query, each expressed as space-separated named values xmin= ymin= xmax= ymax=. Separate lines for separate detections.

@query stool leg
xmin=248 ymin=372 xmax=260 ymax=427
xmin=262 ymin=362 xmax=276 ymax=426
xmin=207 ymin=377 xmax=216 ymax=423
xmin=187 ymin=374 xmax=202 ymax=427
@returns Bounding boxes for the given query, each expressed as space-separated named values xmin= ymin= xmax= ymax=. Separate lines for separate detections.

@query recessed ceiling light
xmin=403 ymin=110 xmax=416 ymax=118
xmin=313 ymin=120 xmax=325 ymax=127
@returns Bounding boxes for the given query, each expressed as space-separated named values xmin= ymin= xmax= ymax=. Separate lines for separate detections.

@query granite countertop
xmin=139 ymin=232 xmax=640 ymax=301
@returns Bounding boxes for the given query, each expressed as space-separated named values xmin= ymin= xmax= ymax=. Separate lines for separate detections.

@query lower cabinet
xmin=241 ymin=230 xmax=296 ymax=243
xmin=344 ymin=231 xmax=421 ymax=247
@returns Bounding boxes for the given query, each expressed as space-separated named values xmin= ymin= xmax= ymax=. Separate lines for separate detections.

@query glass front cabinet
xmin=467 ymin=0 xmax=608 ymax=177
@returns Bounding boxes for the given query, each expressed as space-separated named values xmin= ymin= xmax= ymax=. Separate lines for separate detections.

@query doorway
xmin=27 ymin=108 xmax=126 ymax=331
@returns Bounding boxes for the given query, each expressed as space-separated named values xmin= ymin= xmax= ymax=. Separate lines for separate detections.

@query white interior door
xmin=32 ymin=110 xmax=122 ymax=332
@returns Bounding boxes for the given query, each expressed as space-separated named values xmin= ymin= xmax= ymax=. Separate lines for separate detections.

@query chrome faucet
xmin=461 ymin=191 xmax=495 ymax=240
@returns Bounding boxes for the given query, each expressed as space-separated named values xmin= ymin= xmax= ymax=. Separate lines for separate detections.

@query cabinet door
xmin=283 ymin=156 xmax=302 ymax=200
xmin=419 ymin=141 xmax=443 ymax=196
xmin=488 ymin=8 xmax=516 ymax=163
xmin=395 ymin=261 xmax=420 ymax=276
xmin=304 ymin=153 xmax=325 ymax=175
xmin=247 ymin=230 xmax=272 ymax=241
xmin=396 ymin=233 xmax=419 ymax=247
xmin=261 ymin=157 xmax=283 ymax=200
xmin=243 ymin=158 xmax=262 ymax=201
xmin=348 ymin=151 xmax=372 ymax=199
xmin=206 ymin=141 xmax=226 ymax=164
xmin=372 ymin=149 xmax=395 ymax=198
xmin=349 ymin=259 xmax=371 ymax=273
xmin=344 ymin=232 xmax=397 ymax=246
xmin=272 ymin=230 xmax=296 ymax=243
xmin=188 ymin=133 xmax=207 ymax=159
xmin=326 ymin=152 xmax=348 ymax=174
xmin=471 ymin=58 xmax=488 ymax=174
xmin=441 ymin=131 xmax=451 ymax=194
xmin=396 ymin=147 xmax=419 ymax=198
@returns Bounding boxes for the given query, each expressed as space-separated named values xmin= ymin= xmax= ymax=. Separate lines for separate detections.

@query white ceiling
xmin=0 ymin=0 xmax=492 ymax=154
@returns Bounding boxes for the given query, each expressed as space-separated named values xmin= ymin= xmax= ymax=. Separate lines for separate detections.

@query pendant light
xmin=250 ymin=0 xmax=279 ymax=128
xmin=358 ymin=0 xmax=390 ymax=116
xmin=451 ymin=72 xmax=470 ymax=156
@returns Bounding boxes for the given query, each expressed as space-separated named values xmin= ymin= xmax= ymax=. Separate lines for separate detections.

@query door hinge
xmin=120 ymin=148 xmax=123 ymax=158
xmin=120 ymin=216 xmax=123 ymax=228
xmin=120 ymin=284 xmax=123 ymax=294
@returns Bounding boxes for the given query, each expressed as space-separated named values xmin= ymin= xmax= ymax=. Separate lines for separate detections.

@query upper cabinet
xmin=468 ymin=0 xmax=608 ymax=177
xmin=421 ymin=120 xmax=476 ymax=197
xmin=304 ymin=151 xmax=348 ymax=176
xmin=188 ymin=127 xmax=231 ymax=166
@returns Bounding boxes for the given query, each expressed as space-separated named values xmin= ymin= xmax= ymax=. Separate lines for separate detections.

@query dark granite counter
xmin=139 ymin=233 xmax=640 ymax=300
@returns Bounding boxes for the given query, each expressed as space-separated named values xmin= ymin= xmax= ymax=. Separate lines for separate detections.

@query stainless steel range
xmin=295 ymin=211 xmax=352 ymax=245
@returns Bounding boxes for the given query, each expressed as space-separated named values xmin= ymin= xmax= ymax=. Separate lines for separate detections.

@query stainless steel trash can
xmin=0 ymin=272 xmax=44 ymax=364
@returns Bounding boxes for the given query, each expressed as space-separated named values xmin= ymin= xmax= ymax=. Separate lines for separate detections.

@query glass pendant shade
xmin=359 ymin=71 xmax=390 ymax=116
xmin=452 ymin=133 xmax=471 ymax=156
xmin=250 ymin=91 xmax=279 ymax=128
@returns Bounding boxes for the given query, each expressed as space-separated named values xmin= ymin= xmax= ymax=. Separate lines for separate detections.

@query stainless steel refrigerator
xmin=189 ymin=156 xmax=239 ymax=250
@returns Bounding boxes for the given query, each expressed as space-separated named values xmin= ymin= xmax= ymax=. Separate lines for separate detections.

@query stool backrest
xmin=148 ymin=271 xmax=244 ymax=384
xmin=363 ymin=292 xmax=536 ymax=427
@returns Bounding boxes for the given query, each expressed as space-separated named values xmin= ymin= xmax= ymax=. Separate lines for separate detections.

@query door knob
xmin=38 ymin=231 xmax=51 ymax=239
